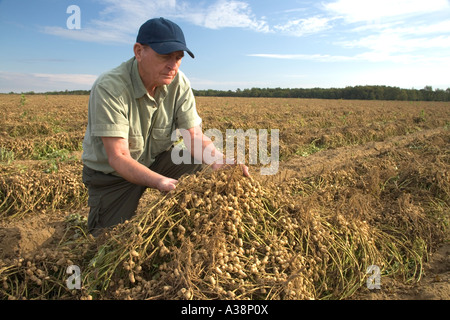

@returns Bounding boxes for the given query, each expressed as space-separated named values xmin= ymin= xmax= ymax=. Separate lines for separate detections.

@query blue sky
xmin=0 ymin=0 xmax=449 ymax=93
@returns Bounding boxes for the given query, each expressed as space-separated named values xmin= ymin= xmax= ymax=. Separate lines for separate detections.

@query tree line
xmin=6 ymin=85 xmax=450 ymax=101
xmin=193 ymin=85 xmax=450 ymax=101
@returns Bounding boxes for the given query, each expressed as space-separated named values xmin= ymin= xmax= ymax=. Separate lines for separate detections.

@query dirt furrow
xmin=274 ymin=127 xmax=447 ymax=180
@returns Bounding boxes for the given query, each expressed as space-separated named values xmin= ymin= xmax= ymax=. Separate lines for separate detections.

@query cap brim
xmin=149 ymin=42 xmax=195 ymax=58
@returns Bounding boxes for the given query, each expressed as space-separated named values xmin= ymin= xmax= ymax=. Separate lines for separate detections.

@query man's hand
xmin=186 ymin=127 xmax=251 ymax=177
xmin=156 ymin=176 xmax=178 ymax=192
xmin=211 ymin=159 xmax=250 ymax=177
xmin=239 ymin=163 xmax=250 ymax=177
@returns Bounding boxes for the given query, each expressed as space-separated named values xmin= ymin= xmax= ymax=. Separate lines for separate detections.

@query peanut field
xmin=0 ymin=94 xmax=449 ymax=300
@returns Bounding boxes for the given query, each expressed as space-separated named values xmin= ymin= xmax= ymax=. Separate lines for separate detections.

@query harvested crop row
xmin=80 ymin=159 xmax=446 ymax=300
xmin=0 ymin=156 xmax=446 ymax=300
xmin=0 ymin=132 xmax=83 ymax=161
xmin=0 ymin=161 xmax=87 ymax=218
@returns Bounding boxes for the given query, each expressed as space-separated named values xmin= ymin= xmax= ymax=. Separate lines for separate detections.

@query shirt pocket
xmin=128 ymin=134 xmax=144 ymax=159
xmin=151 ymin=127 xmax=174 ymax=156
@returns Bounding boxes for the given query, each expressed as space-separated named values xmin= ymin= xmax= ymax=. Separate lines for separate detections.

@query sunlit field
xmin=1 ymin=94 xmax=448 ymax=300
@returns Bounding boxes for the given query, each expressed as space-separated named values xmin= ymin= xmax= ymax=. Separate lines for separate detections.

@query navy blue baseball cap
xmin=136 ymin=17 xmax=194 ymax=58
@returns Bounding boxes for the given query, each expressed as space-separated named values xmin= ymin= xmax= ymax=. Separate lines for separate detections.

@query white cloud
xmin=43 ymin=0 xmax=345 ymax=44
xmin=32 ymin=73 xmax=97 ymax=85
xmin=324 ymin=0 xmax=450 ymax=23
xmin=0 ymin=71 xmax=97 ymax=93
xmin=245 ymin=1 xmax=450 ymax=67
xmin=248 ymin=51 xmax=450 ymax=64
xmin=248 ymin=53 xmax=353 ymax=62
xmin=192 ymin=0 xmax=269 ymax=32
xmin=42 ymin=0 xmax=271 ymax=44
xmin=42 ymin=0 xmax=178 ymax=44
xmin=334 ymin=17 xmax=450 ymax=62
xmin=42 ymin=26 xmax=133 ymax=44
xmin=341 ymin=34 xmax=450 ymax=54
xmin=273 ymin=16 xmax=332 ymax=36
xmin=349 ymin=64 xmax=450 ymax=89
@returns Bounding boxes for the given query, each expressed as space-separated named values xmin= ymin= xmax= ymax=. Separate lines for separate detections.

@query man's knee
xmin=83 ymin=167 xmax=146 ymax=235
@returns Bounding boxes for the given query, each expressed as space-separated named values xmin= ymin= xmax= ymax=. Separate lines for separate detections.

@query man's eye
xmin=160 ymin=53 xmax=183 ymax=61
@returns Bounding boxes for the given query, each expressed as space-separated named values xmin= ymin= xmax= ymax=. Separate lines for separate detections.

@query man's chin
xmin=161 ymin=77 xmax=175 ymax=85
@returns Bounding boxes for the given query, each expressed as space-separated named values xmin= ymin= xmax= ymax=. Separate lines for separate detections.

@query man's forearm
xmin=102 ymin=136 xmax=177 ymax=192
xmin=109 ymin=155 xmax=171 ymax=189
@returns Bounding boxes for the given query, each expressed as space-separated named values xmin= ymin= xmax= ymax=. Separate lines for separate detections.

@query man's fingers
xmin=241 ymin=164 xmax=250 ymax=177
xmin=212 ymin=161 xmax=250 ymax=177
xmin=158 ymin=178 xmax=178 ymax=192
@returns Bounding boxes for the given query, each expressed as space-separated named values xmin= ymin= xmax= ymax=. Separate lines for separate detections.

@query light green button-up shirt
xmin=82 ymin=57 xmax=202 ymax=175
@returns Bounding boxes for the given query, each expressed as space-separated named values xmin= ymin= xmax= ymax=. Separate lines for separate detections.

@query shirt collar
xmin=131 ymin=57 xmax=148 ymax=99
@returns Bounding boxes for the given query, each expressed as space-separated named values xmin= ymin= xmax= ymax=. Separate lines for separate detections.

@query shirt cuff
xmin=91 ymin=123 xmax=129 ymax=138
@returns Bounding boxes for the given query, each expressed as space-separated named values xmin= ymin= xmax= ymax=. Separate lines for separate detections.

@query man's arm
xmin=185 ymin=126 xmax=250 ymax=177
xmin=102 ymin=137 xmax=178 ymax=192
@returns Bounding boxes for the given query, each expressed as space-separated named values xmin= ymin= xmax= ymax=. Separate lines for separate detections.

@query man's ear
xmin=134 ymin=43 xmax=143 ymax=62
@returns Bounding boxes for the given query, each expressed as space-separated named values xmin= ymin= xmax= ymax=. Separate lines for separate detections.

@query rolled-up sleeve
xmin=175 ymin=86 xmax=202 ymax=130
xmin=90 ymin=84 xmax=129 ymax=139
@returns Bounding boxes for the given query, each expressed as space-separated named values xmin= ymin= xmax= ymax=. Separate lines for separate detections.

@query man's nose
xmin=167 ymin=58 xmax=178 ymax=70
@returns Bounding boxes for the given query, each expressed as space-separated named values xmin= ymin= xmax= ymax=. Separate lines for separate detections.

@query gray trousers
xmin=82 ymin=146 xmax=203 ymax=236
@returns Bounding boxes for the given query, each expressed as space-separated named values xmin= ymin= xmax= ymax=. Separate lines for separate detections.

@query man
xmin=82 ymin=17 xmax=249 ymax=236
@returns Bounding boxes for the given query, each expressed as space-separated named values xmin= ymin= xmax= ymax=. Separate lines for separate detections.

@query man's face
xmin=135 ymin=43 xmax=184 ymax=89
